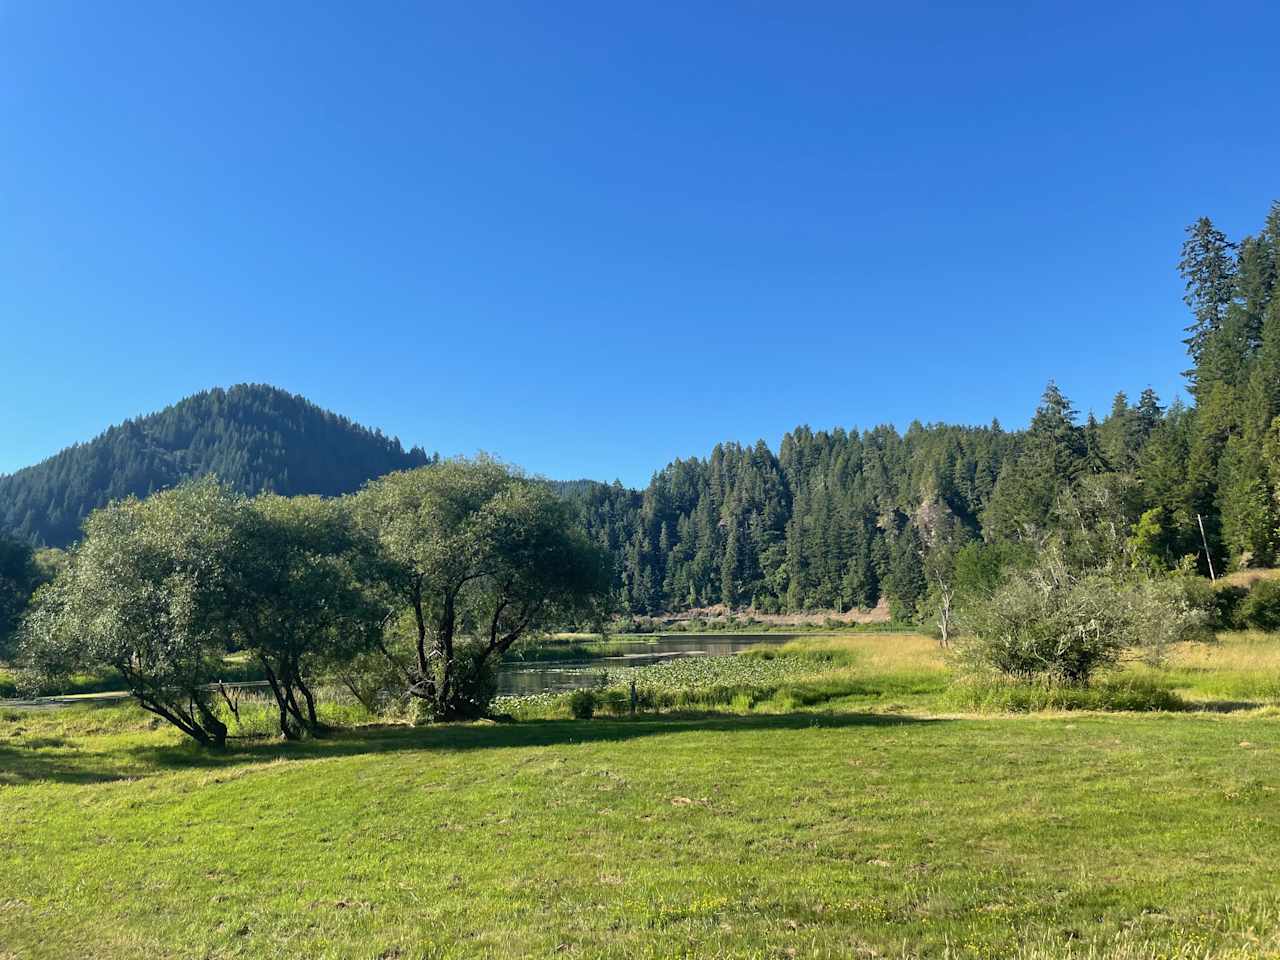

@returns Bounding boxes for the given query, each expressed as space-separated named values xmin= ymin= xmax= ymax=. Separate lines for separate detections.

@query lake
xmin=495 ymin=633 xmax=798 ymax=696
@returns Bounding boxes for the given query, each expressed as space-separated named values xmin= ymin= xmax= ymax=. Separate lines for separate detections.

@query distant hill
xmin=0 ymin=384 xmax=432 ymax=547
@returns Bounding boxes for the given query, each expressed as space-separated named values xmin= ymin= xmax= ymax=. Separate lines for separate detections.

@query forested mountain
xmin=0 ymin=385 xmax=432 ymax=547
xmin=561 ymin=202 xmax=1280 ymax=618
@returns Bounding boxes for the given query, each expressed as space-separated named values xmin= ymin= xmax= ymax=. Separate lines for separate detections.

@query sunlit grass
xmin=5 ymin=630 xmax=1280 ymax=955
xmin=1 ymin=701 xmax=1278 ymax=958
xmin=1216 ymin=568 xmax=1280 ymax=590
xmin=1128 ymin=630 xmax=1280 ymax=705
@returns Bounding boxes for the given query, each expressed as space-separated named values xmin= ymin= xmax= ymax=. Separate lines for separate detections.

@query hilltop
xmin=0 ymin=384 xmax=431 ymax=546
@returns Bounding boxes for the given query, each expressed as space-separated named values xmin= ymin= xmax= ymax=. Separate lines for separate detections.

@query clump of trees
xmin=228 ymin=494 xmax=390 ymax=740
xmin=19 ymin=460 xmax=611 ymax=745
xmin=944 ymin=456 xmax=1215 ymax=685
xmin=1237 ymin=579 xmax=1280 ymax=631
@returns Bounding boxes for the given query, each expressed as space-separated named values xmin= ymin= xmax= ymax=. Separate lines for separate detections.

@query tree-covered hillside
xmin=562 ymin=422 xmax=1019 ymax=616
xmin=561 ymin=202 xmax=1280 ymax=618
xmin=0 ymin=385 xmax=432 ymax=547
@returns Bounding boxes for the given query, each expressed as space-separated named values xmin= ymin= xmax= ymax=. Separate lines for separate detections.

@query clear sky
xmin=2 ymin=2 xmax=1278 ymax=487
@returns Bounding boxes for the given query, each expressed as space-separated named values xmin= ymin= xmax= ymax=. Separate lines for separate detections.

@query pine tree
xmin=721 ymin=521 xmax=740 ymax=608
xmin=1083 ymin=413 xmax=1110 ymax=474
xmin=984 ymin=383 xmax=1085 ymax=540
xmin=1179 ymin=217 xmax=1239 ymax=385
xmin=1100 ymin=392 xmax=1134 ymax=471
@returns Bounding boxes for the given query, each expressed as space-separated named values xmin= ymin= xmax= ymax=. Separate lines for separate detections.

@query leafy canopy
xmin=356 ymin=458 xmax=611 ymax=719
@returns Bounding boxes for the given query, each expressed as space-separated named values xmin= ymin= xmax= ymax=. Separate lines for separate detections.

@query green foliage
xmin=1127 ymin=573 xmax=1217 ymax=664
xmin=1129 ymin=506 xmax=1173 ymax=571
xmin=17 ymin=480 xmax=397 ymax=744
xmin=959 ymin=568 xmax=1130 ymax=684
xmin=356 ymin=458 xmax=613 ymax=720
xmin=0 ymin=535 xmax=40 ymax=660
xmin=983 ymin=382 xmax=1087 ymax=541
xmin=227 ymin=494 xmax=390 ymax=738
xmin=1240 ymin=578 xmax=1280 ymax=631
xmin=943 ymin=674 xmax=1186 ymax=713
xmin=950 ymin=540 xmax=1030 ymax=598
xmin=1179 ymin=216 xmax=1239 ymax=377
xmin=19 ymin=479 xmax=245 ymax=746
xmin=567 ymin=689 xmax=596 ymax=719
xmin=0 ymin=384 xmax=432 ymax=548
xmin=959 ymin=552 xmax=1211 ymax=684
xmin=561 ymin=423 xmax=1015 ymax=619
xmin=1213 ymin=584 xmax=1250 ymax=630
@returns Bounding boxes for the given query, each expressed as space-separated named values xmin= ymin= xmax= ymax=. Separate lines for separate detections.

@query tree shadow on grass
xmin=1 ymin=710 xmax=944 ymax=785
xmin=0 ymin=741 xmax=139 ymax=787
xmin=148 ymin=710 xmax=944 ymax=773
xmin=1189 ymin=698 xmax=1274 ymax=713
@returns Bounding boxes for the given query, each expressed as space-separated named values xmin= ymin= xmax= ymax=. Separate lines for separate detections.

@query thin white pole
xmin=1197 ymin=513 xmax=1216 ymax=582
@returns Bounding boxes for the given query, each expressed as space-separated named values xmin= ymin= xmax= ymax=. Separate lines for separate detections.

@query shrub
xmin=1211 ymin=584 xmax=1249 ymax=630
xmin=568 ymin=689 xmax=596 ymax=719
xmin=1240 ymin=579 xmax=1280 ymax=631
xmin=959 ymin=552 xmax=1210 ymax=684
xmin=959 ymin=570 xmax=1130 ymax=684
xmin=1129 ymin=574 xmax=1215 ymax=666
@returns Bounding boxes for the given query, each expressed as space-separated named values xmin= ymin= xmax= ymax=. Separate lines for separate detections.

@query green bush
xmin=960 ymin=570 xmax=1130 ymax=683
xmin=1212 ymin=584 xmax=1249 ymax=630
xmin=568 ymin=689 xmax=596 ymax=719
xmin=959 ymin=552 xmax=1210 ymax=683
xmin=1240 ymin=579 xmax=1280 ymax=631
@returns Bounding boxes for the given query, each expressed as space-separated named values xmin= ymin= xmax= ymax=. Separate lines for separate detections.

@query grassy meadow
xmin=2 ymin=632 xmax=1280 ymax=958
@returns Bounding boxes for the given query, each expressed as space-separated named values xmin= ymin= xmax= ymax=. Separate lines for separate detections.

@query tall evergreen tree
xmin=1179 ymin=216 xmax=1239 ymax=385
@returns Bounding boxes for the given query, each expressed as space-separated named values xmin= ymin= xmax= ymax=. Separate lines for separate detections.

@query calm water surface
xmin=495 ymin=633 xmax=797 ymax=696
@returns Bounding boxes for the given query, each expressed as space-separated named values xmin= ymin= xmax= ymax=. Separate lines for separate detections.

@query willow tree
xmin=355 ymin=459 xmax=611 ymax=720
xmin=228 ymin=494 xmax=390 ymax=739
xmin=21 ymin=479 xmax=243 ymax=746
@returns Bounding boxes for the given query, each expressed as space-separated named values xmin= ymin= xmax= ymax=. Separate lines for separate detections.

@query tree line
xmin=6 ymin=202 xmax=1276 ymax=624
xmin=561 ymin=201 xmax=1280 ymax=620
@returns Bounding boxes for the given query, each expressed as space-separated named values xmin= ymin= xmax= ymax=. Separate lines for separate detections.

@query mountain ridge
xmin=0 ymin=384 xmax=432 ymax=547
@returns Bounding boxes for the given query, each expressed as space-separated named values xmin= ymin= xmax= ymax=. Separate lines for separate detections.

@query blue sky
xmin=2 ymin=2 xmax=1278 ymax=487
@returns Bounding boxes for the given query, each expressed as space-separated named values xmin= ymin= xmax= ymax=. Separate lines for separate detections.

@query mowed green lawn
xmin=2 ymin=702 xmax=1278 ymax=959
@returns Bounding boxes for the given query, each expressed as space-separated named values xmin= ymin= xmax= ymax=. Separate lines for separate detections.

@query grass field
xmin=2 ymin=632 xmax=1279 ymax=958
